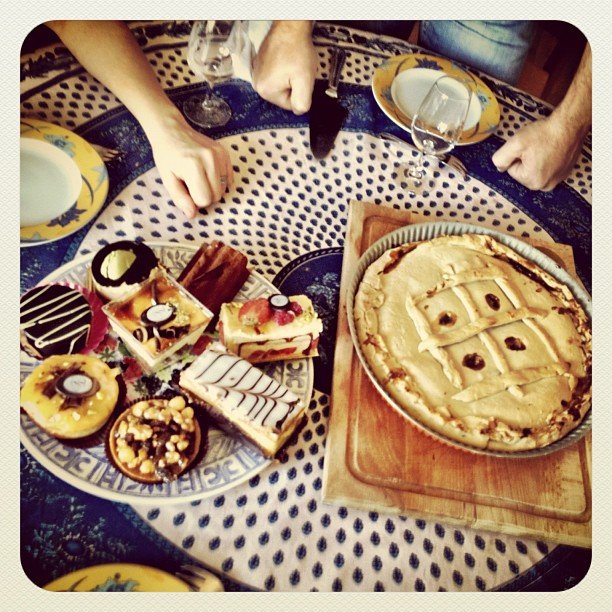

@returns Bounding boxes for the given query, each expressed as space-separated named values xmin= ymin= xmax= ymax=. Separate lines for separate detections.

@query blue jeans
xmin=420 ymin=20 xmax=534 ymax=84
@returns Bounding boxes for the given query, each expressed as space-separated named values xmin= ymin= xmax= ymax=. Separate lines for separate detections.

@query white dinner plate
xmin=390 ymin=68 xmax=482 ymax=131
xmin=20 ymin=138 xmax=83 ymax=227
xmin=20 ymin=118 xmax=108 ymax=246
xmin=20 ymin=242 xmax=314 ymax=504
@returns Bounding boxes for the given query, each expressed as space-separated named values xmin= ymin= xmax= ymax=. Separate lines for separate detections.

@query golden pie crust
xmin=353 ymin=234 xmax=591 ymax=452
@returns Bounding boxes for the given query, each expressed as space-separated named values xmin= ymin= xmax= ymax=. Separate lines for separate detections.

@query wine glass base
xmin=183 ymin=94 xmax=232 ymax=129
xmin=403 ymin=163 xmax=433 ymax=195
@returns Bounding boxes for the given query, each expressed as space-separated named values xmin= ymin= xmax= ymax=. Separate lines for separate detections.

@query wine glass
xmin=404 ymin=75 xmax=471 ymax=192
xmin=183 ymin=20 xmax=237 ymax=129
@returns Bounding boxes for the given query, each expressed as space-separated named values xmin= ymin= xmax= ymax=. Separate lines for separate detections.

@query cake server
xmin=309 ymin=47 xmax=348 ymax=159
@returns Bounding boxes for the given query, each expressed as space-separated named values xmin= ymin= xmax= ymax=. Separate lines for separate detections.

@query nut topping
xmin=112 ymin=395 xmax=197 ymax=482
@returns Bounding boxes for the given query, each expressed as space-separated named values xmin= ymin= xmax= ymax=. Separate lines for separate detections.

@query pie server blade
xmin=309 ymin=49 xmax=348 ymax=159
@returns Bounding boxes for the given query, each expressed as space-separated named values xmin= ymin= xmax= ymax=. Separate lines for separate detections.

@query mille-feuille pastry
xmin=20 ymin=283 xmax=93 ymax=360
xmin=218 ymin=294 xmax=323 ymax=363
xmin=103 ymin=267 xmax=213 ymax=373
xmin=179 ymin=341 xmax=305 ymax=457
xmin=107 ymin=395 xmax=203 ymax=484
xmin=89 ymin=240 xmax=159 ymax=301
xmin=353 ymin=233 xmax=592 ymax=452
xmin=177 ymin=240 xmax=250 ymax=326
xmin=20 ymin=354 xmax=121 ymax=439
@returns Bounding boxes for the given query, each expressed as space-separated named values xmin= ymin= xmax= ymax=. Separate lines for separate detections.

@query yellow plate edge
xmin=20 ymin=118 xmax=109 ymax=243
xmin=372 ymin=53 xmax=501 ymax=145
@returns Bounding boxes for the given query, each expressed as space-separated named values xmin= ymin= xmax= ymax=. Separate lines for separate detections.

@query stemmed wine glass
xmin=404 ymin=75 xmax=471 ymax=192
xmin=183 ymin=20 xmax=237 ymax=129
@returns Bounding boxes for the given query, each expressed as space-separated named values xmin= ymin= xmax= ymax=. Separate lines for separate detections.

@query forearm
xmin=550 ymin=43 xmax=591 ymax=137
xmin=47 ymin=20 xmax=182 ymax=138
xmin=268 ymin=20 xmax=314 ymax=40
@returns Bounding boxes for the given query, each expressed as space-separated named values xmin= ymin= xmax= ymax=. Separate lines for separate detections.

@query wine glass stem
xmin=200 ymin=80 xmax=216 ymax=106
xmin=409 ymin=149 xmax=425 ymax=180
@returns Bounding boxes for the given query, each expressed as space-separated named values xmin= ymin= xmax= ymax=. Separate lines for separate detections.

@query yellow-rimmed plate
xmin=43 ymin=563 xmax=190 ymax=592
xmin=372 ymin=53 xmax=501 ymax=145
xmin=20 ymin=118 xmax=108 ymax=246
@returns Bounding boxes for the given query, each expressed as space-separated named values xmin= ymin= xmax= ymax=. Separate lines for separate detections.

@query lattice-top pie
xmin=354 ymin=234 xmax=591 ymax=452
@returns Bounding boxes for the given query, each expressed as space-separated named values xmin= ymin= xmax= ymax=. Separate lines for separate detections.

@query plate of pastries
xmin=19 ymin=239 xmax=323 ymax=504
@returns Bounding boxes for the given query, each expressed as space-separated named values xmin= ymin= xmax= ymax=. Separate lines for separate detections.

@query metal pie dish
xmin=347 ymin=221 xmax=592 ymax=459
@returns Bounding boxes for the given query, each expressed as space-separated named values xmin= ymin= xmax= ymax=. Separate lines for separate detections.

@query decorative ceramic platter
xmin=43 ymin=563 xmax=190 ymax=592
xmin=347 ymin=222 xmax=592 ymax=458
xmin=372 ymin=53 xmax=501 ymax=145
xmin=20 ymin=118 xmax=108 ymax=246
xmin=20 ymin=242 xmax=314 ymax=504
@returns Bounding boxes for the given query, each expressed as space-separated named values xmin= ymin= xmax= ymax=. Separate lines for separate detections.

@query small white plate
xmin=390 ymin=68 xmax=482 ymax=131
xmin=20 ymin=138 xmax=82 ymax=228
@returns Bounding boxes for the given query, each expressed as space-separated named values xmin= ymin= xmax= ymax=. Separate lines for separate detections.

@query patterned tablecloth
xmin=20 ymin=21 xmax=591 ymax=592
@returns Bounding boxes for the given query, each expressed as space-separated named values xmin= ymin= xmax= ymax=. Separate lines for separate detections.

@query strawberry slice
xmin=289 ymin=301 xmax=303 ymax=316
xmin=273 ymin=309 xmax=296 ymax=325
xmin=238 ymin=298 xmax=272 ymax=326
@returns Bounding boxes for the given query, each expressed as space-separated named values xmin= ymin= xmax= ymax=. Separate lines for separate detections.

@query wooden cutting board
xmin=322 ymin=201 xmax=591 ymax=547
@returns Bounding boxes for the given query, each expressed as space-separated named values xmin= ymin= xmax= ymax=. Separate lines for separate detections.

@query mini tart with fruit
xmin=107 ymin=395 xmax=203 ymax=484
xmin=217 ymin=294 xmax=323 ymax=364
xmin=20 ymin=354 xmax=121 ymax=439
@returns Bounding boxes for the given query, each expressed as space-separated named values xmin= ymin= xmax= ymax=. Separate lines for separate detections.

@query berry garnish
xmin=238 ymin=298 xmax=272 ymax=326
xmin=273 ymin=309 xmax=296 ymax=326
xmin=289 ymin=301 xmax=303 ymax=316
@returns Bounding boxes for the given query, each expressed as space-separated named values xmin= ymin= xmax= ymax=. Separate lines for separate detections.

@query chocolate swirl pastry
xmin=20 ymin=284 xmax=92 ymax=360
xmin=90 ymin=240 xmax=158 ymax=301
xmin=107 ymin=395 xmax=203 ymax=484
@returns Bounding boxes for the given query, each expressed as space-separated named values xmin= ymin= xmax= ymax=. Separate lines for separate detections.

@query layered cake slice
xmin=103 ymin=268 xmax=213 ymax=373
xmin=179 ymin=341 xmax=305 ymax=457
xmin=218 ymin=294 xmax=323 ymax=363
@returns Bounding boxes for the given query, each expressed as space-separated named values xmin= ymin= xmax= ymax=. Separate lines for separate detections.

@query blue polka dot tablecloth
xmin=20 ymin=21 xmax=591 ymax=591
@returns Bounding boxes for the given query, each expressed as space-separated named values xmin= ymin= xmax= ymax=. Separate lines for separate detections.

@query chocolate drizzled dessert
xmin=179 ymin=341 xmax=305 ymax=457
xmin=20 ymin=284 xmax=92 ymax=360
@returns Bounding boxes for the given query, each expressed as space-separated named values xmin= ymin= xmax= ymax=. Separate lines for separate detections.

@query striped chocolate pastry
xmin=20 ymin=284 xmax=92 ymax=360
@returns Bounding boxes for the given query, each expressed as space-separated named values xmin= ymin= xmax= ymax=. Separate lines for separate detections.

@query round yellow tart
xmin=353 ymin=233 xmax=591 ymax=453
xmin=20 ymin=354 xmax=121 ymax=439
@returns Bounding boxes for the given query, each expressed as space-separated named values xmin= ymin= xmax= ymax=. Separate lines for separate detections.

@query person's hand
xmin=145 ymin=111 xmax=233 ymax=218
xmin=252 ymin=21 xmax=317 ymax=115
xmin=491 ymin=116 xmax=586 ymax=192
